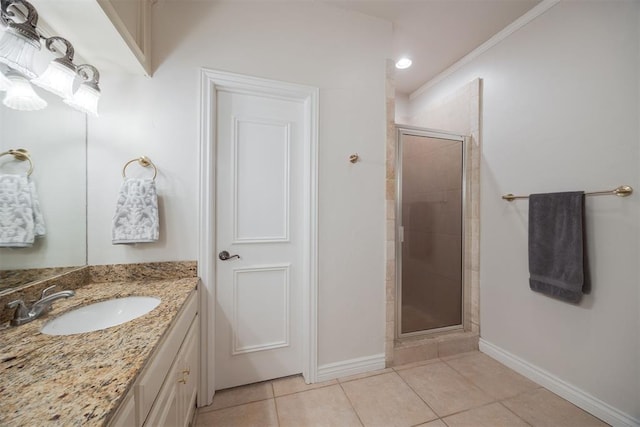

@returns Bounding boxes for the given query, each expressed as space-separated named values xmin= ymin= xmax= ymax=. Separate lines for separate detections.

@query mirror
xmin=0 ymin=87 xmax=87 ymax=294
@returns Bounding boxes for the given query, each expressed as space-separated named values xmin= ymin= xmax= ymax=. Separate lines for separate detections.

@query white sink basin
xmin=41 ymin=296 xmax=161 ymax=336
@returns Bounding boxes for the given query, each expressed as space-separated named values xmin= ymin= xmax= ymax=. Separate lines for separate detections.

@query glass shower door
xmin=398 ymin=130 xmax=464 ymax=335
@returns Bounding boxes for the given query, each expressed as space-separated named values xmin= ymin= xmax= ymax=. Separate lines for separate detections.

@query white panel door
xmin=215 ymin=90 xmax=304 ymax=389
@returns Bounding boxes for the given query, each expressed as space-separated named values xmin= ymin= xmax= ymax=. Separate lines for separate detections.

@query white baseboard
xmin=316 ymin=353 xmax=386 ymax=383
xmin=479 ymin=339 xmax=640 ymax=427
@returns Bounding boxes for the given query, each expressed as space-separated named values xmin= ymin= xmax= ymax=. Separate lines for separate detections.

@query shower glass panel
xmin=398 ymin=129 xmax=464 ymax=336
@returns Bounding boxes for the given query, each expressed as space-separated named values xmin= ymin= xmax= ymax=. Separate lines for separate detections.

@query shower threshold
xmin=391 ymin=330 xmax=478 ymax=367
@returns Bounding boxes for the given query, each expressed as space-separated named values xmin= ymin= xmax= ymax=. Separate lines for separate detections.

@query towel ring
xmin=122 ymin=156 xmax=157 ymax=180
xmin=0 ymin=149 xmax=34 ymax=176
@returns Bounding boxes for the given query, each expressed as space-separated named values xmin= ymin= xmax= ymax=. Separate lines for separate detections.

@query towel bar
xmin=0 ymin=149 xmax=34 ymax=176
xmin=502 ymin=185 xmax=633 ymax=201
xmin=122 ymin=156 xmax=157 ymax=180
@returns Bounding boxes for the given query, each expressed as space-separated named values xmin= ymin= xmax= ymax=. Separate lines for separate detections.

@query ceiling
xmin=324 ymin=0 xmax=541 ymax=95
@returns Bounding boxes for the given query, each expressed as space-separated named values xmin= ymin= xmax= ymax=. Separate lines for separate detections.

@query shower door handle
xmin=219 ymin=250 xmax=240 ymax=261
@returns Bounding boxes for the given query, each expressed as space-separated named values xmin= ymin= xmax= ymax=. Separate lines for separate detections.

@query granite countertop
xmin=0 ymin=276 xmax=198 ymax=426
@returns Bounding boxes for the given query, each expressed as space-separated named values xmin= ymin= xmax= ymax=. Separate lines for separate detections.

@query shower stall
xmin=396 ymin=126 xmax=466 ymax=337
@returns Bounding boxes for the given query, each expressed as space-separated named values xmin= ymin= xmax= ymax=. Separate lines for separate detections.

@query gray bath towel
xmin=112 ymin=178 xmax=159 ymax=244
xmin=0 ymin=174 xmax=45 ymax=247
xmin=528 ymin=191 xmax=586 ymax=303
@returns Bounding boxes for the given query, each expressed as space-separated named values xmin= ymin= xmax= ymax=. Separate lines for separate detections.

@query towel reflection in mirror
xmin=0 ymin=173 xmax=45 ymax=247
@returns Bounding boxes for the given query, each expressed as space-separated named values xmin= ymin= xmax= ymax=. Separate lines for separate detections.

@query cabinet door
xmin=145 ymin=315 xmax=199 ymax=427
xmin=145 ymin=355 xmax=181 ymax=427
xmin=137 ymin=291 xmax=198 ymax=423
xmin=97 ymin=0 xmax=152 ymax=74
xmin=110 ymin=391 xmax=136 ymax=427
xmin=180 ymin=315 xmax=199 ymax=426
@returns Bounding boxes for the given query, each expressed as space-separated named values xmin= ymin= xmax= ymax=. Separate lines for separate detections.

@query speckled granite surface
xmin=0 ymin=274 xmax=198 ymax=426
xmin=89 ymin=261 xmax=197 ymax=283
xmin=0 ymin=266 xmax=82 ymax=291
xmin=0 ymin=261 xmax=197 ymax=325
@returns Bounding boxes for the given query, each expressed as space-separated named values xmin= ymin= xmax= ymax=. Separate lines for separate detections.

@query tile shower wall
xmin=406 ymin=79 xmax=482 ymax=334
xmin=384 ymin=60 xmax=396 ymax=365
xmin=385 ymin=76 xmax=480 ymax=366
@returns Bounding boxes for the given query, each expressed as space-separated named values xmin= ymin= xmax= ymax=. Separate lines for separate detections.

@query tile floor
xmin=195 ymin=351 xmax=608 ymax=427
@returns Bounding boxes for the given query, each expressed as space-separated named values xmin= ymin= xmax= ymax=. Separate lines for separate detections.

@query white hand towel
xmin=112 ymin=178 xmax=159 ymax=244
xmin=0 ymin=174 xmax=45 ymax=247
xmin=29 ymin=178 xmax=45 ymax=238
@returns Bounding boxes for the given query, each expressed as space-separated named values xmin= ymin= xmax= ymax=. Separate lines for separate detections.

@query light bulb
xmin=395 ymin=58 xmax=412 ymax=70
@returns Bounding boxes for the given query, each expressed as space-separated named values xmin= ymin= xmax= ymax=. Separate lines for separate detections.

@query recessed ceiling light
xmin=395 ymin=58 xmax=412 ymax=69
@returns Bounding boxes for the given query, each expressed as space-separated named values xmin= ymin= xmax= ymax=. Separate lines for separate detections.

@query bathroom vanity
xmin=110 ymin=286 xmax=199 ymax=426
xmin=0 ymin=264 xmax=199 ymax=426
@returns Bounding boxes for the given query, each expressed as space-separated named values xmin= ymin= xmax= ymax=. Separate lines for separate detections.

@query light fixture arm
xmin=1 ymin=0 xmax=14 ymax=26
xmin=0 ymin=0 xmax=40 ymax=46
xmin=77 ymin=64 xmax=100 ymax=91
xmin=44 ymin=36 xmax=75 ymax=70
xmin=0 ymin=0 xmax=7 ymax=26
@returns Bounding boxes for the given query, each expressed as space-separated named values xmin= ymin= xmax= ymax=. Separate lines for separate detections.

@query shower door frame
xmin=396 ymin=125 xmax=468 ymax=339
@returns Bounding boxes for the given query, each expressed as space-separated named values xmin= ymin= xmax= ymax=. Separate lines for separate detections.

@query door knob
xmin=219 ymin=250 xmax=240 ymax=261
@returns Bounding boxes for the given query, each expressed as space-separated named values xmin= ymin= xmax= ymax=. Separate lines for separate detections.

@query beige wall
xmin=408 ymin=2 xmax=639 ymax=422
xmin=87 ymin=1 xmax=391 ymax=369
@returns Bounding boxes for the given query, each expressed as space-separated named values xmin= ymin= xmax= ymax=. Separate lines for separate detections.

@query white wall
xmin=86 ymin=1 xmax=390 ymax=367
xmin=409 ymin=1 xmax=640 ymax=422
xmin=394 ymin=91 xmax=411 ymax=124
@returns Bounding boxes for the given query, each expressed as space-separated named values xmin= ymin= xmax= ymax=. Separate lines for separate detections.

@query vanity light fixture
xmin=0 ymin=0 xmax=102 ymax=114
xmin=31 ymin=37 xmax=76 ymax=98
xmin=0 ymin=0 xmax=39 ymax=78
xmin=3 ymin=69 xmax=45 ymax=110
xmin=64 ymin=64 xmax=100 ymax=117
xmin=395 ymin=57 xmax=412 ymax=70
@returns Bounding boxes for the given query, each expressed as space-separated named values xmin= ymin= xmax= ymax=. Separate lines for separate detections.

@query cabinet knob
xmin=178 ymin=377 xmax=187 ymax=384
xmin=182 ymin=368 xmax=190 ymax=375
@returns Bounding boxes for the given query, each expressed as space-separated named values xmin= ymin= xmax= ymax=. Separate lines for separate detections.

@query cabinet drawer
xmin=136 ymin=290 xmax=198 ymax=424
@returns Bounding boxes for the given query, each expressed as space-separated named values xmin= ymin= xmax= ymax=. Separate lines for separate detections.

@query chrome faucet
xmin=5 ymin=285 xmax=75 ymax=326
